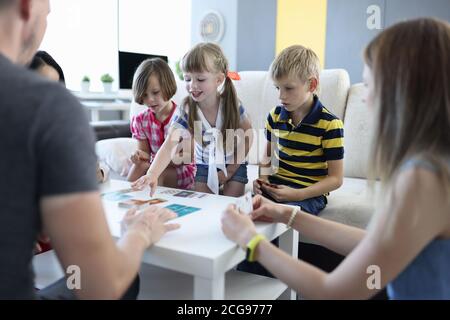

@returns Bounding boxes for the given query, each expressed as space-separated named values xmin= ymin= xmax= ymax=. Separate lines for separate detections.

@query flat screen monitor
xmin=118 ymin=51 xmax=168 ymax=90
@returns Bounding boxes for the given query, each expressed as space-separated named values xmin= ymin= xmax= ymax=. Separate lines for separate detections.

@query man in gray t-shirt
xmin=0 ymin=53 xmax=100 ymax=298
xmin=0 ymin=0 xmax=178 ymax=299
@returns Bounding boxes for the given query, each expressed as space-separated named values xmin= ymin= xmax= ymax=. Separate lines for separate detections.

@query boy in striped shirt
xmin=254 ymin=45 xmax=344 ymax=215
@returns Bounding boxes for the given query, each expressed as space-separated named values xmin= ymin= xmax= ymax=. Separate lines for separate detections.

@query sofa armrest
xmin=91 ymin=120 xmax=131 ymax=141
xmin=95 ymin=137 xmax=137 ymax=178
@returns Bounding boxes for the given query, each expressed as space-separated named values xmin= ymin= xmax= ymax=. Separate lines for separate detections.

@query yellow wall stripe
xmin=276 ymin=0 xmax=328 ymax=67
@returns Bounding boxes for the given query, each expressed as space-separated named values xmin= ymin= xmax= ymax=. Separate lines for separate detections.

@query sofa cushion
xmin=236 ymin=69 xmax=350 ymax=165
xmin=299 ymin=177 xmax=376 ymax=244
xmin=235 ymin=69 xmax=350 ymax=126
xmin=319 ymin=177 xmax=374 ymax=228
xmin=343 ymin=84 xmax=375 ymax=179
xmin=96 ymin=137 xmax=137 ymax=177
xmin=319 ymin=69 xmax=350 ymax=121
xmin=234 ymin=71 xmax=273 ymax=165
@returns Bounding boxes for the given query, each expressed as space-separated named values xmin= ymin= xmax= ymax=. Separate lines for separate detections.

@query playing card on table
xmin=236 ymin=192 xmax=253 ymax=214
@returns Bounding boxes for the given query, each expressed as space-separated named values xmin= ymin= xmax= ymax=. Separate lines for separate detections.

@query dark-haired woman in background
xmin=29 ymin=50 xmax=65 ymax=84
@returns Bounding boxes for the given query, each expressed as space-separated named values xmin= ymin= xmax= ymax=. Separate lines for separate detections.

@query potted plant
xmin=175 ymin=60 xmax=183 ymax=81
xmin=81 ymin=75 xmax=90 ymax=93
xmin=101 ymin=73 xmax=114 ymax=93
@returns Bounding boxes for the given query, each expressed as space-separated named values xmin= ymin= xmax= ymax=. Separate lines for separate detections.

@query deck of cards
xmin=235 ymin=192 xmax=253 ymax=214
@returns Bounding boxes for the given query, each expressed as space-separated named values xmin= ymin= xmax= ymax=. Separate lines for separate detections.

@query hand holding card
xmin=257 ymin=179 xmax=278 ymax=189
xmin=235 ymin=192 xmax=253 ymax=214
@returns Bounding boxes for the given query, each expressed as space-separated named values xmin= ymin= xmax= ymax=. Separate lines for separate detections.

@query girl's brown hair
xmin=132 ymin=58 xmax=177 ymax=105
xmin=181 ymin=43 xmax=240 ymax=147
xmin=364 ymin=18 xmax=450 ymax=189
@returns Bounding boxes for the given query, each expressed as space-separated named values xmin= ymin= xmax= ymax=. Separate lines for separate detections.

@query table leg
xmin=122 ymin=110 xmax=130 ymax=121
xmin=278 ymin=228 xmax=299 ymax=300
xmin=194 ymin=274 xmax=225 ymax=300
xmin=91 ymin=110 xmax=100 ymax=122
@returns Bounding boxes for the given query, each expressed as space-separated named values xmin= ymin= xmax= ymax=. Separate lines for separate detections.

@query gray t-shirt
xmin=0 ymin=54 xmax=98 ymax=299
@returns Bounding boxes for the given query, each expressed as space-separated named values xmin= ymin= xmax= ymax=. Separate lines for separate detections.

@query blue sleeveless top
xmin=387 ymin=158 xmax=450 ymax=300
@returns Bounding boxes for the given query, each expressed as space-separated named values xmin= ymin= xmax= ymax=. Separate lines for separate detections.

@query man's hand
xmin=121 ymin=206 xmax=180 ymax=247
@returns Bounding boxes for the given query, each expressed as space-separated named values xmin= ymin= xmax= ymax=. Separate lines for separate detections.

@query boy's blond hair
xmin=271 ymin=45 xmax=321 ymax=93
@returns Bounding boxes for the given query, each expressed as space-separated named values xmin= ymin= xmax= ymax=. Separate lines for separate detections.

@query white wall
xmin=190 ymin=0 xmax=238 ymax=71
xmin=119 ymin=0 xmax=191 ymax=66
xmin=40 ymin=0 xmax=118 ymax=92
xmin=190 ymin=0 xmax=276 ymax=72
xmin=40 ymin=0 xmax=191 ymax=92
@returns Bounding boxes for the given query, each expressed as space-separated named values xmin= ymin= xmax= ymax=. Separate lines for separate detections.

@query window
xmin=40 ymin=0 xmax=191 ymax=92
xmin=118 ymin=0 xmax=191 ymax=67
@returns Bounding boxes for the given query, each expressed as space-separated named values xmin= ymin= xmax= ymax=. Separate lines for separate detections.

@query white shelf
xmin=33 ymin=251 xmax=290 ymax=300
xmin=70 ymin=91 xmax=132 ymax=121
xmin=82 ymin=101 xmax=130 ymax=110
xmin=71 ymin=90 xmax=132 ymax=102
xmin=138 ymin=264 xmax=289 ymax=300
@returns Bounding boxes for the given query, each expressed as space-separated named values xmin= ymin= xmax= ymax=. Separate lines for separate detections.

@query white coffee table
xmin=101 ymin=179 xmax=298 ymax=300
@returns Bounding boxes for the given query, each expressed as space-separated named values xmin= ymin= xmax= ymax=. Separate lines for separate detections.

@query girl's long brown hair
xmin=364 ymin=18 xmax=450 ymax=191
xmin=181 ymin=43 xmax=240 ymax=149
xmin=132 ymin=58 xmax=177 ymax=104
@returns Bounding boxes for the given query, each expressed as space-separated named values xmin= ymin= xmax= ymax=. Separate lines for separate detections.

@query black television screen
xmin=118 ymin=51 xmax=168 ymax=90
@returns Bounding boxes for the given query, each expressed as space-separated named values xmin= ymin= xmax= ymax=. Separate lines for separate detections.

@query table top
xmin=101 ymin=179 xmax=288 ymax=278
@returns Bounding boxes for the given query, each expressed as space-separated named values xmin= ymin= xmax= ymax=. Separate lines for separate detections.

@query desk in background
xmin=72 ymin=91 xmax=132 ymax=122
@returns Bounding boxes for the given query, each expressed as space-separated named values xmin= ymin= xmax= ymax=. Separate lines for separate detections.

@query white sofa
xmin=97 ymin=69 xmax=376 ymax=237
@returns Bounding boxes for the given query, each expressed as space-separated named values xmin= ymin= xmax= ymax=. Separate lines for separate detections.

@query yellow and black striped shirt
xmin=265 ymin=96 xmax=344 ymax=189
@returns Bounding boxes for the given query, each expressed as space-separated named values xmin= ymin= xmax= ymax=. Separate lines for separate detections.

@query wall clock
xmin=199 ymin=10 xmax=225 ymax=43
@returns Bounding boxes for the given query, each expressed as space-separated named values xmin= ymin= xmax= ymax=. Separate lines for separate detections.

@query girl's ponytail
xmin=184 ymin=96 xmax=202 ymax=146
xmin=220 ymin=76 xmax=240 ymax=154
xmin=221 ymin=75 xmax=239 ymax=130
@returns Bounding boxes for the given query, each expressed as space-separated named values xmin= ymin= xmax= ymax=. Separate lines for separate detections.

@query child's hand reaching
xmin=130 ymin=150 xmax=150 ymax=164
xmin=131 ymin=172 xmax=158 ymax=196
